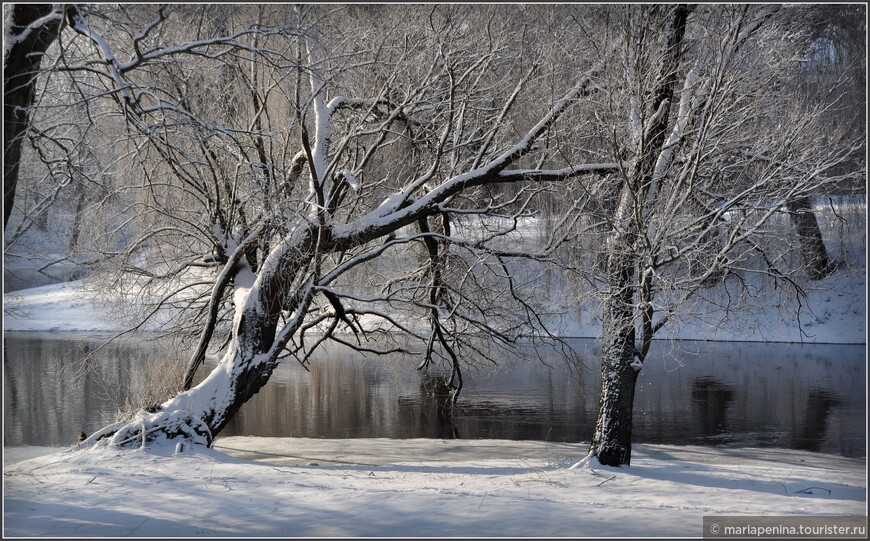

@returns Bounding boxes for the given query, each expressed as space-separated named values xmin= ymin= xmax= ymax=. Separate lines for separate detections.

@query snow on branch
xmin=650 ymin=69 xmax=703 ymax=192
xmin=481 ymin=74 xmax=598 ymax=173
xmin=330 ymin=74 xmax=601 ymax=248
xmin=69 ymin=10 xmax=138 ymax=113
xmin=181 ymin=225 xmax=265 ymax=390
xmin=341 ymin=170 xmax=360 ymax=191
xmin=120 ymin=23 xmax=288 ymax=72
xmin=3 ymin=4 xmax=66 ymax=65
xmin=304 ymin=43 xmax=327 ymax=158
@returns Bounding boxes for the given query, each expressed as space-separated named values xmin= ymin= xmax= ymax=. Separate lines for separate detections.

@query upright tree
xmin=572 ymin=4 xmax=864 ymax=466
xmin=783 ymin=3 xmax=867 ymax=280
xmin=3 ymin=3 xmax=70 ymax=227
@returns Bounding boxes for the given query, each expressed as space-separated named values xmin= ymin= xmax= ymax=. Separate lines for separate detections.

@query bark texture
xmin=4 ymin=4 xmax=68 ymax=227
xmin=589 ymin=239 xmax=641 ymax=466
xmin=787 ymin=197 xmax=833 ymax=280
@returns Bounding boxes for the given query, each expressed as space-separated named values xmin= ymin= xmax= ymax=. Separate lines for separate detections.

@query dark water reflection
xmin=691 ymin=377 xmax=735 ymax=438
xmin=3 ymin=333 xmax=866 ymax=457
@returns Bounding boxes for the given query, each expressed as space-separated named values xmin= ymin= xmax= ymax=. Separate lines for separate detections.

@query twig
xmin=125 ymin=514 xmax=150 ymax=537
xmin=794 ymin=486 xmax=832 ymax=495
xmin=596 ymin=474 xmax=616 ymax=487
xmin=37 ymin=256 xmax=70 ymax=274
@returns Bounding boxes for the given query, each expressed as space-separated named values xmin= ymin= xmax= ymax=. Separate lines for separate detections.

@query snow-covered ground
xmin=550 ymin=265 xmax=866 ymax=344
xmin=3 ymin=280 xmax=115 ymax=333
xmin=3 ymin=438 xmax=866 ymax=537
xmin=4 ymin=304 xmax=868 ymax=541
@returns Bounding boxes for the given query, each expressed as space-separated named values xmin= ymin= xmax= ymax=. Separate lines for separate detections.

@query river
xmin=2 ymin=332 xmax=865 ymax=457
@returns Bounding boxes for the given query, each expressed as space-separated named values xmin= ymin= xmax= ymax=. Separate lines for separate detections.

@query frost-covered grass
xmin=3 ymin=438 xmax=865 ymax=537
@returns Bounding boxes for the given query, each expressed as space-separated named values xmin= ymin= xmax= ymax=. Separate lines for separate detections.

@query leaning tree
xmin=36 ymin=4 xmax=613 ymax=448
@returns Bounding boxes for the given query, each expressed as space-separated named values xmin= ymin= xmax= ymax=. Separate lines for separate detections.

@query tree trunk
xmin=68 ymin=184 xmax=86 ymax=250
xmin=787 ymin=197 xmax=832 ymax=280
xmin=84 ymin=227 xmax=319 ymax=448
xmin=588 ymin=229 xmax=641 ymax=466
xmin=590 ymin=322 xmax=640 ymax=466
xmin=4 ymin=4 xmax=68 ymax=228
xmin=86 ymin=283 xmax=314 ymax=448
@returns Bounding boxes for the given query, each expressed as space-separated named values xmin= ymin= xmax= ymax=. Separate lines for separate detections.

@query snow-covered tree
xmin=33 ymin=4 xmax=611 ymax=448
xmin=557 ymin=4 xmax=865 ymax=466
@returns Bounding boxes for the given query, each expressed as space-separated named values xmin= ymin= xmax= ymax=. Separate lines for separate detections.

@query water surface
xmin=3 ymin=333 xmax=865 ymax=457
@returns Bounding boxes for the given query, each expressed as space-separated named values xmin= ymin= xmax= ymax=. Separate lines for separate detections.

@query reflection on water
xmin=3 ymin=333 xmax=866 ymax=457
xmin=2 ymin=333 xmax=167 ymax=447
xmin=798 ymin=389 xmax=841 ymax=452
xmin=691 ymin=377 xmax=735 ymax=439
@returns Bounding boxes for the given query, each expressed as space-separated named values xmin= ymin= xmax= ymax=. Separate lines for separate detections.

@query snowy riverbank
xmin=3 ymin=264 xmax=866 ymax=343
xmin=4 ymin=193 xmax=866 ymax=343
xmin=3 ymin=437 xmax=866 ymax=537
xmin=3 ymin=281 xmax=866 ymax=537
